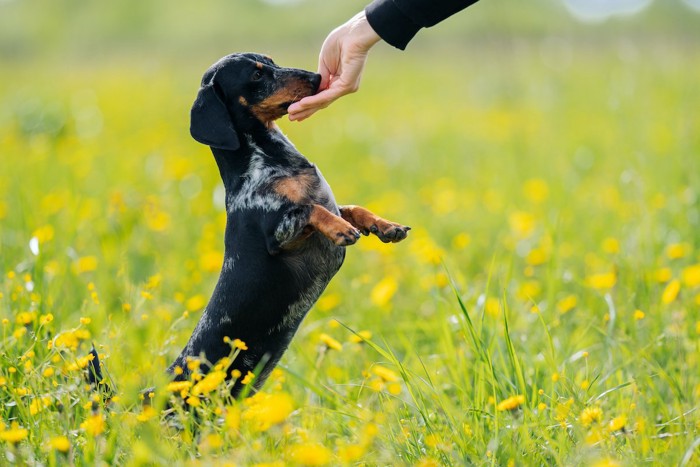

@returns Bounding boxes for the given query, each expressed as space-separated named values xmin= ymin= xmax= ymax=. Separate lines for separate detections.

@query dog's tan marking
xmin=250 ymin=78 xmax=316 ymax=124
xmin=239 ymin=96 xmax=248 ymax=106
xmin=308 ymin=205 xmax=358 ymax=246
xmin=255 ymin=61 xmax=263 ymax=70
xmin=274 ymin=173 xmax=314 ymax=204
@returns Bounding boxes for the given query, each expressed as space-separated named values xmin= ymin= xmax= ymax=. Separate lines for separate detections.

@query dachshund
xmin=167 ymin=53 xmax=410 ymax=398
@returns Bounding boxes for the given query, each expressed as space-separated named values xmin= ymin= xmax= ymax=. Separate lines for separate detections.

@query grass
xmin=1 ymin=34 xmax=700 ymax=466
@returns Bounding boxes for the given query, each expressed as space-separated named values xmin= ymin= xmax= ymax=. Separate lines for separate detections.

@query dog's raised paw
xmin=371 ymin=222 xmax=411 ymax=243
xmin=335 ymin=227 xmax=361 ymax=246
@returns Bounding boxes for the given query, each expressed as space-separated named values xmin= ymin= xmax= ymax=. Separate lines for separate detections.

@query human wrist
xmin=349 ymin=11 xmax=382 ymax=50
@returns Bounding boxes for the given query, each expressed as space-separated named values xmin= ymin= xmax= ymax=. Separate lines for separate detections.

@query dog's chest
xmin=227 ymin=144 xmax=337 ymax=214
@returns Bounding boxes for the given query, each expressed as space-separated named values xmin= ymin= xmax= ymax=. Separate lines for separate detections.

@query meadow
xmin=1 ymin=1 xmax=700 ymax=465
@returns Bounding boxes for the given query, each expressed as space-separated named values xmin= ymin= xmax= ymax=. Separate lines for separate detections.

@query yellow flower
xmin=338 ymin=443 xmax=366 ymax=463
xmin=349 ymin=330 xmax=372 ymax=344
xmin=580 ymin=406 xmax=603 ymax=427
xmin=231 ymin=338 xmax=248 ymax=350
xmin=0 ymin=424 xmax=28 ymax=444
xmin=586 ymin=272 xmax=617 ymax=290
xmin=496 ymin=395 xmax=525 ymax=412
xmin=508 ymin=211 xmax=537 ymax=238
xmin=186 ymin=396 xmax=200 ymax=407
xmin=73 ymin=256 xmax=98 ymax=273
xmin=185 ymin=294 xmax=207 ymax=312
xmin=16 ymin=311 xmax=36 ymax=325
xmin=681 ymin=264 xmax=700 ymax=288
xmin=370 ymin=276 xmax=398 ymax=308
xmin=666 ymin=242 xmax=690 ymax=259
xmin=485 ymin=297 xmax=500 ymax=318
xmin=50 ymin=435 xmax=70 ymax=453
xmin=80 ymin=317 xmax=92 ymax=325
xmin=287 ymin=442 xmax=332 ymax=466
xmin=242 ymin=391 xmax=295 ymax=431
xmin=591 ymin=458 xmax=621 ymax=467
xmin=601 ymin=237 xmax=620 ymax=254
xmin=39 ymin=313 xmax=54 ymax=325
xmin=136 ymin=406 xmax=158 ymax=422
xmin=633 ymin=309 xmax=645 ymax=320
xmin=319 ymin=333 xmax=343 ymax=351
xmin=80 ymin=414 xmax=105 ymax=436
xmin=316 ymin=292 xmax=341 ymax=312
xmin=241 ymin=371 xmax=255 ymax=385
xmin=654 ymin=267 xmax=672 ymax=283
xmin=556 ymin=294 xmax=577 ymax=314
xmin=523 ymin=178 xmax=549 ymax=203
xmin=661 ymin=279 xmax=680 ymax=304
xmin=608 ymin=415 xmax=627 ymax=432
xmin=372 ymin=365 xmax=399 ymax=383
xmin=192 ymin=370 xmax=226 ymax=396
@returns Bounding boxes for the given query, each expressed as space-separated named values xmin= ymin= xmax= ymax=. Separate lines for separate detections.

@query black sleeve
xmin=365 ymin=0 xmax=480 ymax=50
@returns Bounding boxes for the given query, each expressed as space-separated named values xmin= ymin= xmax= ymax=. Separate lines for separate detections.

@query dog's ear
xmin=190 ymin=84 xmax=240 ymax=151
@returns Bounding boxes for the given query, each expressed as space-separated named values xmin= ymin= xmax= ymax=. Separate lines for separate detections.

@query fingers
xmin=288 ymin=86 xmax=347 ymax=121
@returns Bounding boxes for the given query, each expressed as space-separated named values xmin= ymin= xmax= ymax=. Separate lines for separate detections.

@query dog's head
xmin=190 ymin=53 xmax=321 ymax=151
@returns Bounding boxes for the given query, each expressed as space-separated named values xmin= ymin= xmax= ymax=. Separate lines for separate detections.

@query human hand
xmin=288 ymin=11 xmax=381 ymax=121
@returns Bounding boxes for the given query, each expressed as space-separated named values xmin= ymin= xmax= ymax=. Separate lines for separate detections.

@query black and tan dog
xmin=167 ymin=53 xmax=410 ymax=398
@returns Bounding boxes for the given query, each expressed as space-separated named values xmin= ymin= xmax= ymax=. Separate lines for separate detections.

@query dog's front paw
xmin=370 ymin=221 xmax=411 ymax=243
xmin=334 ymin=226 xmax=362 ymax=246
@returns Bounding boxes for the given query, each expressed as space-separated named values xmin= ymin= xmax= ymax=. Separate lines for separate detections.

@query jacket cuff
xmin=365 ymin=0 xmax=421 ymax=50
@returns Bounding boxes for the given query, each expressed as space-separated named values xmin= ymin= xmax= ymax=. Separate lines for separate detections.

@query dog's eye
xmin=252 ymin=70 xmax=263 ymax=81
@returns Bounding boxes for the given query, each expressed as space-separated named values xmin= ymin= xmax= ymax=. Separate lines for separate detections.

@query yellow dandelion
xmin=601 ymin=237 xmax=620 ymax=254
xmin=39 ymin=313 xmax=54 ymax=325
xmin=496 ymin=395 xmax=525 ymax=412
xmin=370 ymin=276 xmax=398 ymax=308
xmin=49 ymin=435 xmax=70 ymax=453
xmin=523 ymin=178 xmax=549 ymax=203
xmin=666 ymin=243 xmax=690 ymax=259
xmin=242 ymin=391 xmax=295 ymax=431
xmin=192 ymin=370 xmax=226 ymax=396
xmin=73 ymin=256 xmax=98 ymax=274
xmin=319 ymin=333 xmax=343 ymax=351
xmin=661 ymin=279 xmax=681 ymax=304
xmin=452 ymin=232 xmax=471 ymax=250
xmin=338 ymin=443 xmax=366 ymax=463
xmin=508 ymin=211 xmax=537 ymax=238
xmin=241 ymin=371 xmax=255 ymax=385
xmin=80 ymin=317 xmax=92 ymax=325
xmin=287 ymin=442 xmax=332 ymax=466
xmin=225 ymin=406 xmax=241 ymax=431
xmin=580 ymin=406 xmax=603 ymax=427
xmin=231 ymin=338 xmax=248 ymax=350
xmin=185 ymin=294 xmax=207 ymax=312
xmin=526 ymin=247 xmax=548 ymax=266
xmin=681 ymin=264 xmax=700 ymax=288
xmin=316 ymin=292 xmax=341 ymax=312
xmin=349 ymin=330 xmax=372 ymax=344
xmin=591 ymin=458 xmax=621 ymax=467
xmin=136 ymin=406 xmax=158 ymax=423
xmin=485 ymin=297 xmax=500 ymax=318
xmin=372 ymin=365 xmax=399 ymax=383
xmin=0 ymin=424 xmax=28 ymax=444
xmin=557 ymin=294 xmax=577 ymax=314
xmin=586 ymin=272 xmax=617 ymax=290
xmin=608 ymin=415 xmax=627 ymax=432
xmin=633 ymin=309 xmax=645 ymax=320
xmin=654 ymin=267 xmax=672 ymax=283
xmin=166 ymin=381 xmax=192 ymax=393
xmin=186 ymin=396 xmax=200 ymax=407
xmin=80 ymin=413 xmax=105 ymax=436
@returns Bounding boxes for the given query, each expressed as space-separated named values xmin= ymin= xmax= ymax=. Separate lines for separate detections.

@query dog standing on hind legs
xmin=166 ymin=53 xmax=410 ymax=398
